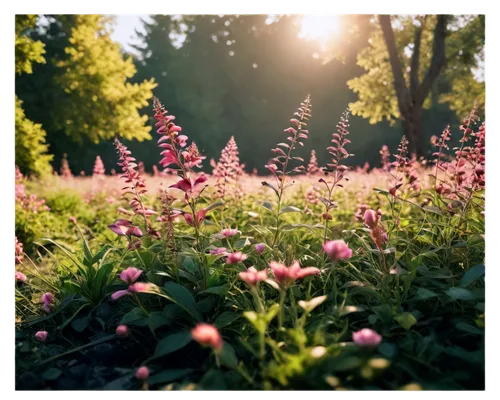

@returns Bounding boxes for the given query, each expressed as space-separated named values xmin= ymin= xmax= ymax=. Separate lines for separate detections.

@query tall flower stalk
xmin=153 ymin=97 xmax=209 ymax=259
xmin=319 ymin=109 xmax=352 ymax=241
xmin=263 ymin=95 xmax=311 ymax=248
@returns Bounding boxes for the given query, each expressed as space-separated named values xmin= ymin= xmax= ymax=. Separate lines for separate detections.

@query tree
xmin=15 ymin=15 xmax=52 ymax=176
xmin=347 ymin=15 xmax=484 ymax=156
xmin=15 ymin=15 xmax=157 ymax=173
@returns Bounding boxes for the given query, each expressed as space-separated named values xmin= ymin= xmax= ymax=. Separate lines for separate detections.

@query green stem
xmin=278 ymin=288 xmax=287 ymax=331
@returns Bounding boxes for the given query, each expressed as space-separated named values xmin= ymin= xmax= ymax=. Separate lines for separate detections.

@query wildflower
xmin=111 ymin=290 xmax=130 ymax=301
xmin=269 ymin=261 xmax=320 ymax=288
xmin=220 ymin=228 xmax=239 ymax=238
xmin=119 ymin=267 xmax=143 ymax=284
xmin=60 ymin=155 xmax=72 ymax=178
xmin=191 ymin=323 xmax=223 ymax=351
xmin=116 ymin=325 xmax=129 ymax=338
xmin=363 ymin=210 xmax=379 ymax=229
xmin=183 ymin=209 xmax=207 ymax=227
xmin=352 ymin=328 xmax=382 ymax=348
xmin=15 ymin=271 xmax=27 ymax=283
xmin=128 ymin=282 xmax=156 ymax=293
xmin=93 ymin=155 xmax=106 ymax=176
xmin=255 ymin=243 xmax=266 ymax=254
xmin=239 ymin=267 xmax=268 ymax=287
xmin=69 ymin=216 xmax=77 ymax=224
xmin=307 ymin=150 xmax=320 ymax=175
xmin=135 ymin=366 xmax=150 ymax=381
xmin=209 ymin=247 xmax=228 ymax=255
xmin=226 ymin=252 xmax=248 ymax=265
xmin=15 ymin=237 xmax=24 ymax=265
xmin=212 ymin=136 xmax=245 ymax=200
xmin=35 ymin=331 xmax=48 ymax=342
xmin=108 ymin=219 xmax=143 ymax=237
xmin=323 ymin=240 xmax=352 ymax=261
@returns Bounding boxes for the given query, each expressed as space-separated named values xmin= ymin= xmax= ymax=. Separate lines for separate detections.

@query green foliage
xmin=15 ymin=15 xmax=46 ymax=75
xmin=347 ymin=15 xmax=485 ymax=125
xmin=15 ymin=96 xmax=53 ymax=177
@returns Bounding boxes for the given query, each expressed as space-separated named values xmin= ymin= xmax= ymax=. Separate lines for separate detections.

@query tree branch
xmin=378 ymin=15 xmax=411 ymax=118
xmin=410 ymin=18 xmax=424 ymax=102
xmin=416 ymin=15 xmax=448 ymax=105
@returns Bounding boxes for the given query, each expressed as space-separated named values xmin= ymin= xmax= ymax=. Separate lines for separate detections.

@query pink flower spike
xmin=226 ymin=251 xmax=247 ymax=265
xmin=352 ymin=328 xmax=382 ymax=347
xmin=111 ymin=290 xmax=130 ymax=301
xmin=135 ymin=366 xmax=150 ymax=381
xmin=35 ymin=330 xmax=48 ymax=342
xmin=220 ymin=228 xmax=239 ymax=238
xmin=42 ymin=293 xmax=53 ymax=305
xmin=191 ymin=323 xmax=223 ymax=351
xmin=255 ymin=243 xmax=266 ymax=254
xmin=239 ymin=267 xmax=268 ymax=286
xmin=119 ymin=267 xmax=143 ymax=284
xmin=323 ymin=240 xmax=352 ymax=261
xmin=15 ymin=271 xmax=27 ymax=282
xmin=116 ymin=325 xmax=129 ymax=338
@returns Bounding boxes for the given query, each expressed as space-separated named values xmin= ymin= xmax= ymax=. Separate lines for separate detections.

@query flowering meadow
xmin=15 ymin=97 xmax=485 ymax=390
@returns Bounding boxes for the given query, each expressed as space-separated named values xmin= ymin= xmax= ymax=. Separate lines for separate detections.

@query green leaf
xmin=218 ymin=343 xmax=238 ymax=369
xmin=455 ymin=322 xmax=484 ymax=336
xmin=280 ymin=205 xmax=302 ymax=214
xmin=71 ymin=315 xmax=90 ymax=332
xmin=215 ymin=311 xmax=241 ymax=329
xmin=460 ymin=264 xmax=485 ymax=287
xmin=394 ymin=312 xmax=417 ymax=330
xmin=416 ymin=288 xmax=439 ymax=299
xmin=261 ymin=181 xmax=279 ymax=196
xmin=445 ymin=287 xmax=476 ymax=301
xmin=148 ymin=369 xmax=194 ymax=386
xmin=199 ymin=284 xmax=229 ymax=296
xmin=120 ymin=307 xmax=149 ymax=326
xmin=148 ymin=312 xmax=170 ymax=332
xmin=153 ymin=331 xmax=192 ymax=359
xmin=205 ymin=200 xmax=225 ymax=212
xmin=163 ymin=282 xmax=202 ymax=321
xmin=378 ymin=343 xmax=396 ymax=359
xmin=42 ymin=367 xmax=62 ymax=380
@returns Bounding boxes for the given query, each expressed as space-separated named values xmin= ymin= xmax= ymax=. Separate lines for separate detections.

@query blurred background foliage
xmin=15 ymin=14 xmax=484 ymax=177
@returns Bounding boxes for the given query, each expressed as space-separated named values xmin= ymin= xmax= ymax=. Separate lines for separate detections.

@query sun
xmin=298 ymin=15 xmax=340 ymax=46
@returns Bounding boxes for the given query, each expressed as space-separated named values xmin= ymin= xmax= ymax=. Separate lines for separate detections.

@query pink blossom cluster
xmin=60 ymin=156 xmax=73 ymax=179
xmin=306 ymin=150 xmax=320 ymax=176
xmin=212 ymin=136 xmax=245 ymax=200
xmin=15 ymin=236 xmax=24 ymax=265
xmin=15 ymin=166 xmax=49 ymax=214
xmin=42 ymin=292 xmax=54 ymax=313
xmin=93 ymin=155 xmax=106 ymax=177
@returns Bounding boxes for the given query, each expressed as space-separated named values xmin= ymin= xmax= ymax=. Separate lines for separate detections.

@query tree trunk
xmin=402 ymin=106 xmax=423 ymax=157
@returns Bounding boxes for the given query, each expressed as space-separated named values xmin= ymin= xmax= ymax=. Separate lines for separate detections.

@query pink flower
xmin=117 ymin=207 xmax=134 ymax=216
xmin=239 ymin=267 xmax=268 ymax=287
xmin=269 ymin=261 xmax=320 ymax=288
xmin=111 ymin=290 xmax=130 ymax=301
xmin=128 ymin=282 xmax=154 ymax=293
xmin=221 ymin=228 xmax=239 ymax=238
xmin=352 ymin=328 xmax=382 ymax=347
xmin=191 ymin=323 xmax=223 ymax=351
xmin=363 ymin=210 xmax=379 ymax=229
xmin=42 ymin=292 xmax=53 ymax=305
xmin=183 ymin=209 xmax=207 ymax=227
xmin=209 ymin=247 xmax=228 ymax=255
xmin=255 ymin=243 xmax=266 ymax=254
xmin=69 ymin=216 xmax=77 ymax=224
xmin=323 ymin=240 xmax=352 ymax=261
xmin=226 ymin=251 xmax=247 ymax=265
xmin=135 ymin=366 xmax=150 ymax=381
xmin=116 ymin=325 xmax=129 ymax=338
xmin=43 ymin=303 xmax=52 ymax=313
xmin=15 ymin=271 xmax=27 ymax=282
xmin=119 ymin=267 xmax=142 ymax=284
xmin=108 ymin=219 xmax=133 ymax=236
xmin=35 ymin=330 xmax=48 ymax=342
